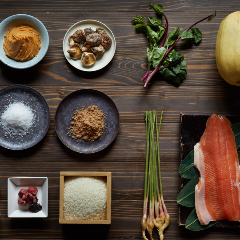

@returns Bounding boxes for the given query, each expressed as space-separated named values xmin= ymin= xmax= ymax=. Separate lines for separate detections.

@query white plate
xmin=63 ymin=19 xmax=116 ymax=72
xmin=8 ymin=177 xmax=48 ymax=218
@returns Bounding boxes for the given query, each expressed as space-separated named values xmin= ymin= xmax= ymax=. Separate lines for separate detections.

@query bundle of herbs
xmin=142 ymin=111 xmax=169 ymax=240
xmin=132 ymin=3 xmax=216 ymax=88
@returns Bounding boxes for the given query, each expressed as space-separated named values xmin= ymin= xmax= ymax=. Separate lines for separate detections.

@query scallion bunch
xmin=142 ymin=111 xmax=169 ymax=240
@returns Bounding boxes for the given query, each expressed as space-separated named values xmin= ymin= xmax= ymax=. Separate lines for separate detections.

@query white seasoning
xmin=0 ymin=102 xmax=35 ymax=136
xmin=63 ymin=176 xmax=107 ymax=220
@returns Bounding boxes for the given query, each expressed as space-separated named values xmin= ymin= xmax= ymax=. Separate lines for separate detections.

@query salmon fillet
xmin=194 ymin=114 xmax=240 ymax=225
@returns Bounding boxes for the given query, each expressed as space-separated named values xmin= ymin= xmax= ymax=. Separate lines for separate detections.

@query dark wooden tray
xmin=179 ymin=113 xmax=240 ymax=228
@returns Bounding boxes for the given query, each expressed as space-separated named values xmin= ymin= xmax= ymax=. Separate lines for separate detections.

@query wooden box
xmin=59 ymin=171 xmax=111 ymax=224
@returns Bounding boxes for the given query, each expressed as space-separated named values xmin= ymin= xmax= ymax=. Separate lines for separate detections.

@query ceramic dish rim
xmin=63 ymin=19 xmax=116 ymax=72
xmin=0 ymin=84 xmax=50 ymax=150
xmin=0 ymin=14 xmax=49 ymax=69
xmin=54 ymin=88 xmax=120 ymax=154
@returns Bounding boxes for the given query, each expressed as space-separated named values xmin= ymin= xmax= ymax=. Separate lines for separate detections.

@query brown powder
xmin=69 ymin=105 xmax=105 ymax=142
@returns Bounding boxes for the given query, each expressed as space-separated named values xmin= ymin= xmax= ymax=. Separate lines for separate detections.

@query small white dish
xmin=0 ymin=14 xmax=49 ymax=69
xmin=8 ymin=177 xmax=48 ymax=218
xmin=63 ymin=19 xmax=116 ymax=72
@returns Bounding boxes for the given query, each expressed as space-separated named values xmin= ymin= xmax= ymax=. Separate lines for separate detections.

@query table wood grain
xmin=0 ymin=0 xmax=240 ymax=239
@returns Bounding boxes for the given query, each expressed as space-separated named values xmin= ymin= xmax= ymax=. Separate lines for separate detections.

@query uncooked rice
xmin=63 ymin=176 xmax=107 ymax=220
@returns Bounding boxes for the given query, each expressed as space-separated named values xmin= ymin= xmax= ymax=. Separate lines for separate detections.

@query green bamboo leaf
xmin=185 ymin=208 xmax=218 ymax=231
xmin=232 ymin=122 xmax=240 ymax=148
xmin=178 ymin=152 xmax=240 ymax=207
xmin=179 ymin=122 xmax=240 ymax=179
xmin=179 ymin=151 xmax=198 ymax=179
xmin=177 ymin=174 xmax=199 ymax=207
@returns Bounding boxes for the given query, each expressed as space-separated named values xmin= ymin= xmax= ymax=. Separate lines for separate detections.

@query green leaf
xmin=149 ymin=2 xmax=164 ymax=15
xmin=147 ymin=48 xmax=153 ymax=62
xmin=232 ymin=122 xmax=240 ymax=148
xmin=160 ymin=50 xmax=187 ymax=85
xmin=185 ymin=208 xmax=218 ymax=231
xmin=132 ymin=16 xmax=145 ymax=24
xmin=148 ymin=17 xmax=161 ymax=27
xmin=157 ymin=26 xmax=165 ymax=40
xmin=177 ymin=174 xmax=199 ymax=207
xmin=164 ymin=27 xmax=179 ymax=48
xmin=145 ymin=26 xmax=162 ymax=49
xmin=135 ymin=23 xmax=147 ymax=29
xmin=162 ymin=49 xmax=183 ymax=66
xmin=181 ymin=30 xmax=194 ymax=41
xmin=192 ymin=28 xmax=202 ymax=44
xmin=152 ymin=47 xmax=166 ymax=68
xmin=207 ymin=11 xmax=216 ymax=21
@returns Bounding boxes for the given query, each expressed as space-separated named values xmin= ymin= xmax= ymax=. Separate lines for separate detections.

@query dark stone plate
xmin=54 ymin=89 xmax=120 ymax=154
xmin=0 ymin=85 xmax=50 ymax=150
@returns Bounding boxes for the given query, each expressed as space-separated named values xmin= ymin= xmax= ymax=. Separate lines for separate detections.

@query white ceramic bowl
xmin=0 ymin=14 xmax=49 ymax=69
xmin=8 ymin=177 xmax=48 ymax=218
xmin=63 ymin=19 xmax=116 ymax=72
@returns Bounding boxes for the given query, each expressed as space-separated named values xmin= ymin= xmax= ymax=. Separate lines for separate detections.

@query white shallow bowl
xmin=63 ymin=19 xmax=116 ymax=72
xmin=8 ymin=177 xmax=48 ymax=218
xmin=0 ymin=14 xmax=49 ymax=69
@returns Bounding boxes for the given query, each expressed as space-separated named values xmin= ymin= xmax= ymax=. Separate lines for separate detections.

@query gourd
xmin=215 ymin=11 xmax=240 ymax=86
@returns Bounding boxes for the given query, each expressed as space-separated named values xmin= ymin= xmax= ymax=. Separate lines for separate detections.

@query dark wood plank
xmin=0 ymin=11 xmax=230 ymax=87
xmin=0 ymin=0 xmax=238 ymax=12
xmin=1 ymin=200 xmax=240 ymax=239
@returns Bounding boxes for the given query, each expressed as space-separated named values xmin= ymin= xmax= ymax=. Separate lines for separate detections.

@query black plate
xmin=54 ymin=89 xmax=120 ymax=154
xmin=0 ymin=85 xmax=50 ymax=150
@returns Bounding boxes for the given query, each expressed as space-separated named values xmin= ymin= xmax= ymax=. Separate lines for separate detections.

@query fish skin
xmin=194 ymin=114 xmax=240 ymax=225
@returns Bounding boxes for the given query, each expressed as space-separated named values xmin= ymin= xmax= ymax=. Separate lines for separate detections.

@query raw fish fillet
xmin=194 ymin=114 xmax=240 ymax=225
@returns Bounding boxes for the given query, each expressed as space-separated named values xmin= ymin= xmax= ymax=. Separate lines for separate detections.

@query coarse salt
xmin=0 ymin=102 xmax=35 ymax=136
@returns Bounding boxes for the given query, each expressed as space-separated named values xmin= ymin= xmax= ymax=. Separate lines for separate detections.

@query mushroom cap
xmin=84 ymin=27 xmax=95 ymax=36
xmin=82 ymin=42 xmax=93 ymax=53
xmin=67 ymin=44 xmax=82 ymax=60
xmin=81 ymin=52 xmax=96 ymax=67
xmin=86 ymin=33 xmax=102 ymax=47
xmin=96 ymin=28 xmax=107 ymax=35
xmin=72 ymin=29 xmax=86 ymax=44
xmin=68 ymin=36 xmax=75 ymax=46
xmin=101 ymin=33 xmax=112 ymax=49
xmin=91 ymin=45 xmax=105 ymax=55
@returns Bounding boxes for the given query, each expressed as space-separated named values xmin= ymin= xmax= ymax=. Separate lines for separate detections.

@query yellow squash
xmin=216 ymin=11 xmax=240 ymax=86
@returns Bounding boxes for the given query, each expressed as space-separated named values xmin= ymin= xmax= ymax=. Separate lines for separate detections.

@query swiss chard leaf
xmin=162 ymin=49 xmax=184 ymax=66
xmin=152 ymin=47 xmax=166 ymax=68
xmin=181 ymin=30 xmax=194 ymax=41
xmin=135 ymin=23 xmax=147 ymax=29
xmin=160 ymin=50 xmax=187 ymax=85
xmin=179 ymin=122 xmax=240 ymax=180
xmin=147 ymin=48 xmax=153 ymax=62
xmin=132 ymin=16 xmax=145 ymax=24
xmin=185 ymin=208 xmax=218 ymax=231
xmin=192 ymin=28 xmax=202 ymax=44
xmin=177 ymin=174 xmax=199 ymax=207
xmin=149 ymin=2 xmax=164 ymax=15
xmin=164 ymin=27 xmax=179 ymax=48
xmin=148 ymin=17 xmax=161 ymax=27
xmin=145 ymin=26 xmax=160 ymax=49
xmin=157 ymin=26 xmax=165 ymax=40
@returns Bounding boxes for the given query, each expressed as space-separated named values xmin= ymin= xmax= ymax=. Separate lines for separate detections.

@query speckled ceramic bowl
xmin=0 ymin=14 xmax=49 ymax=69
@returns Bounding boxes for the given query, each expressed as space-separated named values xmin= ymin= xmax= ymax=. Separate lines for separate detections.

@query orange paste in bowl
xmin=3 ymin=25 xmax=41 ymax=62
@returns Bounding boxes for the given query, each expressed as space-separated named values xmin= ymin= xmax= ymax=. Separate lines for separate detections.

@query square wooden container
xmin=59 ymin=171 xmax=111 ymax=224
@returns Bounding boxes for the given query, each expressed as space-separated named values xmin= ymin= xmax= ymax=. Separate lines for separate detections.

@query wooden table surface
xmin=0 ymin=0 xmax=240 ymax=239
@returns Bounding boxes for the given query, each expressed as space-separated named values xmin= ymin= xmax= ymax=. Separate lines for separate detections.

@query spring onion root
xmin=142 ymin=111 xmax=170 ymax=240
